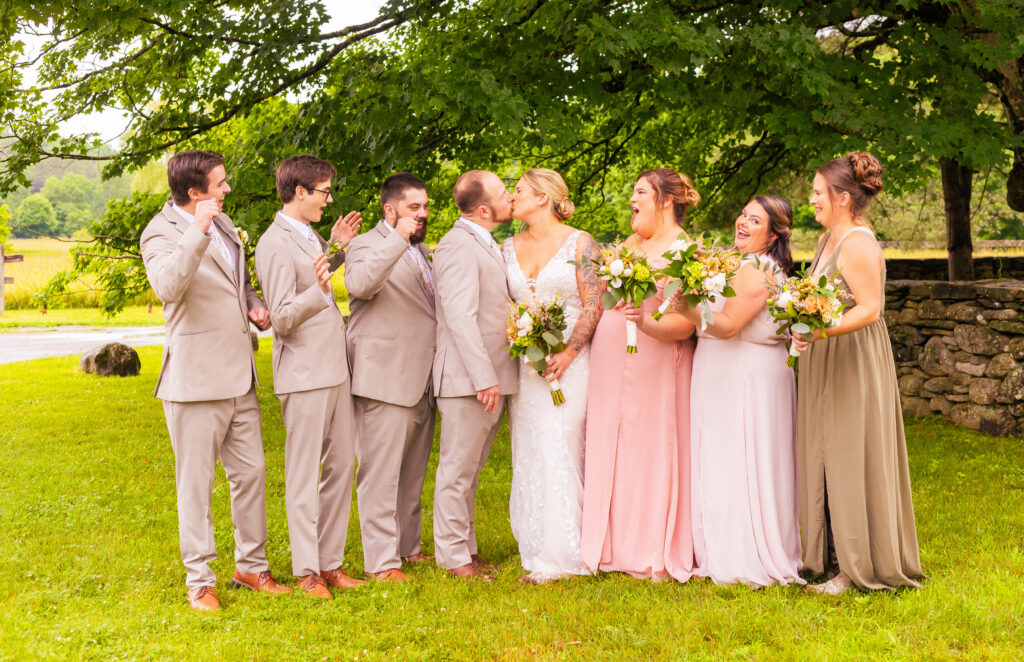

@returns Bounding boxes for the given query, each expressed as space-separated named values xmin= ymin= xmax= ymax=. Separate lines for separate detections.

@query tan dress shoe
xmin=448 ymin=563 xmax=495 ymax=582
xmin=322 ymin=568 xmax=368 ymax=589
xmin=230 ymin=569 xmax=293 ymax=594
xmin=471 ymin=554 xmax=497 ymax=574
xmin=401 ymin=553 xmax=434 ymax=565
xmin=187 ymin=585 xmax=221 ymax=611
xmin=297 ymin=574 xmax=332 ymax=599
xmin=366 ymin=568 xmax=409 ymax=583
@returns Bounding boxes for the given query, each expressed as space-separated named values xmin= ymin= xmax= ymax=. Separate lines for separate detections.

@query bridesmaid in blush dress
xmin=580 ymin=168 xmax=698 ymax=582
xmin=675 ymin=196 xmax=803 ymax=587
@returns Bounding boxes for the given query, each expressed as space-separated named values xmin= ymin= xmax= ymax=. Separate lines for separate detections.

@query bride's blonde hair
xmin=521 ymin=168 xmax=575 ymax=221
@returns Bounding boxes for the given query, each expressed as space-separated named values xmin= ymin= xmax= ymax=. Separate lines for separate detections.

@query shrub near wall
xmin=886 ymin=280 xmax=1024 ymax=436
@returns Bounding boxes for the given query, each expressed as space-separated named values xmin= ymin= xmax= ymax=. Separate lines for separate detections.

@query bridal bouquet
xmin=652 ymin=233 xmax=743 ymax=330
xmin=766 ymin=267 xmax=848 ymax=367
xmin=572 ymin=241 xmax=658 ymax=353
xmin=507 ymin=295 xmax=568 ymax=405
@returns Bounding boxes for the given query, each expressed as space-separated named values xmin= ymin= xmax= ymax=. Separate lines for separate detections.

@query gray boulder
xmin=80 ymin=343 xmax=141 ymax=377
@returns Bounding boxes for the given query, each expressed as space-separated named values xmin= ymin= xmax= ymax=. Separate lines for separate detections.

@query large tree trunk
xmin=940 ymin=156 xmax=974 ymax=281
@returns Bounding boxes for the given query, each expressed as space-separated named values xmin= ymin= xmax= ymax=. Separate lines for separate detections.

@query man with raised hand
xmin=431 ymin=170 xmax=519 ymax=581
xmin=345 ymin=172 xmax=437 ymax=583
xmin=140 ymin=149 xmax=287 ymax=612
xmin=254 ymin=154 xmax=365 ymax=599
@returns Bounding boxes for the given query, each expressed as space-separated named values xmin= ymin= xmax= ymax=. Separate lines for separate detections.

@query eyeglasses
xmin=303 ymin=186 xmax=332 ymax=198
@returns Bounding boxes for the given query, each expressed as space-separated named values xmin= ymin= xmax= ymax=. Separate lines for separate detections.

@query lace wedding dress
xmin=502 ymin=231 xmax=590 ymax=580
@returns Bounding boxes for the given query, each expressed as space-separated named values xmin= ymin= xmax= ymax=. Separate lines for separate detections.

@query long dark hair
xmin=752 ymin=195 xmax=793 ymax=274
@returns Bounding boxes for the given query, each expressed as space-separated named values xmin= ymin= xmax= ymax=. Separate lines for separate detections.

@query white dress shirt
xmin=458 ymin=217 xmax=501 ymax=256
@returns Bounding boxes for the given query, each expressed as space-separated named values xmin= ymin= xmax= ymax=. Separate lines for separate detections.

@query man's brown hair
xmin=452 ymin=170 xmax=493 ymax=216
xmin=167 ymin=150 xmax=225 ymax=206
xmin=380 ymin=172 xmax=426 ymax=209
xmin=276 ymin=155 xmax=337 ymax=204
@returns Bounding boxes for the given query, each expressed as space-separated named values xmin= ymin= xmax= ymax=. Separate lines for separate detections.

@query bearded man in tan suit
xmin=141 ymin=150 xmax=289 ymax=611
xmin=345 ymin=173 xmax=437 ymax=583
xmin=254 ymin=155 xmax=365 ymax=599
xmin=432 ymin=170 xmax=519 ymax=580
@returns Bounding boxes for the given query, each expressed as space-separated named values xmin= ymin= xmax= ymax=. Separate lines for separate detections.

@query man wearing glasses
xmin=254 ymin=155 xmax=363 ymax=599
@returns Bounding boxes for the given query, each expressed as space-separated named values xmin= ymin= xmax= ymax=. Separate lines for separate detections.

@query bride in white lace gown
xmin=502 ymin=168 xmax=603 ymax=583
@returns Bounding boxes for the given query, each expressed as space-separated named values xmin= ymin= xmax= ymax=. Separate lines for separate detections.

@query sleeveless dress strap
xmin=828 ymin=227 xmax=874 ymax=266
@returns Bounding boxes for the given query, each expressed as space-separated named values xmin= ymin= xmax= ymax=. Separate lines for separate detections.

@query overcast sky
xmin=20 ymin=0 xmax=386 ymax=146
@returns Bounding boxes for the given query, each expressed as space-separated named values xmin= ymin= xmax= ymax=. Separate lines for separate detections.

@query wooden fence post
xmin=1 ymin=245 xmax=25 ymax=317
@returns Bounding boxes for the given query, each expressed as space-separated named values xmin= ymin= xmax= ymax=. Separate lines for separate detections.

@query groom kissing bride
xmin=431 ymin=170 xmax=519 ymax=581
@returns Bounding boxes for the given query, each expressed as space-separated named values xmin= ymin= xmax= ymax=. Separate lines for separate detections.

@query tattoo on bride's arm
xmin=567 ymin=234 xmax=604 ymax=353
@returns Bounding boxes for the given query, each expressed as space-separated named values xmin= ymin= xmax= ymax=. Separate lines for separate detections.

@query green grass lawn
xmin=1 ymin=347 xmax=1022 ymax=660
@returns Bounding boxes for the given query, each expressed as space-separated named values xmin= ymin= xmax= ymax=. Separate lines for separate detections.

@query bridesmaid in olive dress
xmin=792 ymin=152 xmax=924 ymax=593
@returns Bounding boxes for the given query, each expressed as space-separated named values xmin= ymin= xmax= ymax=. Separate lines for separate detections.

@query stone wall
xmin=885 ymin=280 xmax=1024 ymax=436
xmin=885 ymin=257 xmax=1024 ymax=281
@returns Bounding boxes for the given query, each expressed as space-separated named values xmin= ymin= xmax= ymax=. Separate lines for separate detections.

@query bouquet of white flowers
xmin=766 ymin=267 xmax=848 ymax=367
xmin=507 ymin=295 xmax=568 ymax=405
xmin=653 ymin=233 xmax=743 ymax=330
xmin=573 ymin=241 xmax=658 ymax=353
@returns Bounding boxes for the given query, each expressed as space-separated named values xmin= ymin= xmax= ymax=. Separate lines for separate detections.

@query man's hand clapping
xmin=330 ymin=211 xmax=362 ymax=250
xmin=313 ymin=253 xmax=333 ymax=295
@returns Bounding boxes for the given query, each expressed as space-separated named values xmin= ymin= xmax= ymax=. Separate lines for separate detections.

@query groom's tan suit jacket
xmin=140 ymin=200 xmax=269 ymax=590
xmin=431 ymin=218 xmax=518 ymax=569
xmin=345 ymin=220 xmax=438 ymax=572
xmin=432 ymin=219 xmax=518 ymax=397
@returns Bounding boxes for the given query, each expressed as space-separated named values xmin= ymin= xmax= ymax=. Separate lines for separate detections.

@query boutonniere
xmin=327 ymin=240 xmax=344 ymax=256
xmin=235 ymin=227 xmax=249 ymax=244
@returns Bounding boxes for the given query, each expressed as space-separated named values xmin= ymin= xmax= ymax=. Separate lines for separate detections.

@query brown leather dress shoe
xmin=366 ymin=568 xmax=409 ymax=583
xmin=187 ymin=585 xmax=221 ymax=611
xmin=230 ymin=569 xmax=293 ymax=594
xmin=448 ymin=563 xmax=495 ymax=582
xmin=471 ymin=554 xmax=497 ymax=574
xmin=401 ymin=553 xmax=434 ymax=565
xmin=322 ymin=568 xmax=367 ymax=589
xmin=297 ymin=574 xmax=332 ymax=599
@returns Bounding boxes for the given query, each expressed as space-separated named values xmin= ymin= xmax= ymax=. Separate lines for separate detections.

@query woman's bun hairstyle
xmin=817 ymin=151 xmax=884 ymax=218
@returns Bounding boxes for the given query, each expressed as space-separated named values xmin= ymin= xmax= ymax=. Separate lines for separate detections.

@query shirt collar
xmin=279 ymin=211 xmax=313 ymax=237
xmin=171 ymin=203 xmax=197 ymax=225
xmin=458 ymin=217 xmax=496 ymax=246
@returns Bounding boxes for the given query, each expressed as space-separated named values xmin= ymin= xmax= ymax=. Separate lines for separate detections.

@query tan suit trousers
xmin=354 ymin=393 xmax=435 ymax=573
xmin=433 ymin=394 xmax=505 ymax=569
xmin=162 ymin=386 xmax=268 ymax=590
xmin=279 ymin=382 xmax=356 ymax=577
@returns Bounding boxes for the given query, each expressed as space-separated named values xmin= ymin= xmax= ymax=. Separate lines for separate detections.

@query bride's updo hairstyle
xmin=638 ymin=168 xmax=701 ymax=227
xmin=521 ymin=168 xmax=575 ymax=221
xmin=817 ymin=151 xmax=884 ymax=222
xmin=752 ymin=194 xmax=794 ymax=274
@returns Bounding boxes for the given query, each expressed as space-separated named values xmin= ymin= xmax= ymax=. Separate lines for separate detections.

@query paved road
xmin=0 ymin=326 xmax=271 ymax=365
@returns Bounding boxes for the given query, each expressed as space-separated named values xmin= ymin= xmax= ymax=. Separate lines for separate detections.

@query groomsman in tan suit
xmin=141 ymin=150 xmax=289 ymax=612
xmin=254 ymin=155 xmax=365 ymax=599
xmin=345 ymin=173 xmax=436 ymax=583
xmin=432 ymin=170 xmax=519 ymax=580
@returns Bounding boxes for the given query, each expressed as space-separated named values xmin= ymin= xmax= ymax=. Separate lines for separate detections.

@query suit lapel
xmin=210 ymin=215 xmax=241 ymax=284
xmin=276 ymin=213 xmax=319 ymax=259
xmin=400 ymin=248 xmax=435 ymax=305
xmin=165 ymin=203 xmax=236 ymax=285
xmin=457 ymin=219 xmax=507 ymax=275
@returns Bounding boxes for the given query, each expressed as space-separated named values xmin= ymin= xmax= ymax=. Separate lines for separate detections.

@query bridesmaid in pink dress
xmin=580 ymin=168 xmax=698 ymax=582
xmin=675 ymin=196 xmax=803 ymax=587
